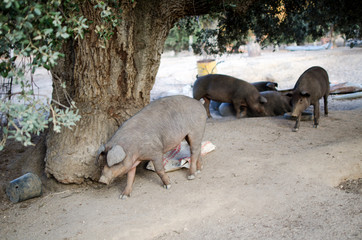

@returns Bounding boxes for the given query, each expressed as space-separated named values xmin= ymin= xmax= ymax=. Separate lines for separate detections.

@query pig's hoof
xmin=164 ymin=184 xmax=171 ymax=190
xmin=188 ymin=174 xmax=196 ymax=180
xmin=120 ymin=194 xmax=129 ymax=200
xmin=292 ymin=128 xmax=299 ymax=132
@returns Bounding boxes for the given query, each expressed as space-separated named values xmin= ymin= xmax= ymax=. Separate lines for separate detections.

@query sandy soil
xmin=1 ymin=47 xmax=362 ymax=240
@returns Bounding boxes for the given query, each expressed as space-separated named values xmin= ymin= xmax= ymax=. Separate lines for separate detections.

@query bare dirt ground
xmin=1 ymin=47 xmax=362 ymax=240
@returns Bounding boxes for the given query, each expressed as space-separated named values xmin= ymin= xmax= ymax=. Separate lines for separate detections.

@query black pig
xmin=288 ymin=66 xmax=330 ymax=132
xmin=193 ymin=74 xmax=267 ymax=118
xmin=219 ymin=91 xmax=292 ymax=117
xmin=252 ymin=81 xmax=278 ymax=92
xmin=209 ymin=81 xmax=278 ymax=112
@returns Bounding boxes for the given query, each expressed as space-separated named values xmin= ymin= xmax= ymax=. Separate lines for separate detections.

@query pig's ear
xmin=95 ymin=144 xmax=106 ymax=166
xmin=267 ymin=82 xmax=278 ymax=89
xmin=259 ymin=96 xmax=267 ymax=104
xmin=107 ymin=145 xmax=126 ymax=167
xmin=300 ymin=91 xmax=310 ymax=97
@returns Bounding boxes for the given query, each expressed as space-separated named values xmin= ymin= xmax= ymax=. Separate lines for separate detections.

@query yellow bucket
xmin=197 ymin=59 xmax=217 ymax=76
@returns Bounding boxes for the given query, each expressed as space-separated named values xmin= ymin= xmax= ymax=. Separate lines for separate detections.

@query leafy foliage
xmin=0 ymin=0 xmax=87 ymax=150
xmin=0 ymin=0 xmax=134 ymax=150
xmin=164 ymin=25 xmax=191 ymax=53
xmin=190 ymin=0 xmax=362 ymax=53
xmin=164 ymin=16 xmax=214 ymax=53
xmin=93 ymin=0 xmax=123 ymax=48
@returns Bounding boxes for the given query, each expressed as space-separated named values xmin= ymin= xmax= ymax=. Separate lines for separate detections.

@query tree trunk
xmin=45 ymin=0 xmax=253 ymax=184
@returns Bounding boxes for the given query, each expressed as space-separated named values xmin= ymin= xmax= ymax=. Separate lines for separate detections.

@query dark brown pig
xmin=248 ymin=91 xmax=292 ymax=117
xmin=193 ymin=74 xmax=267 ymax=118
xmin=219 ymin=91 xmax=292 ymax=117
xmin=96 ymin=95 xmax=207 ymax=199
xmin=288 ymin=66 xmax=330 ymax=132
xmin=209 ymin=81 xmax=278 ymax=112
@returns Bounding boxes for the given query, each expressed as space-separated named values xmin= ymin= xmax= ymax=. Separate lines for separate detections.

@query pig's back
xmin=116 ymin=95 xmax=207 ymax=152
xmin=193 ymin=74 xmax=247 ymax=101
xmin=140 ymin=95 xmax=206 ymax=124
xmin=295 ymin=66 xmax=329 ymax=98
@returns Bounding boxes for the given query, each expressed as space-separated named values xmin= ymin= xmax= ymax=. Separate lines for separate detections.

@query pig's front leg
xmin=234 ymin=101 xmax=247 ymax=118
xmin=152 ymin=158 xmax=171 ymax=189
xmin=293 ymin=114 xmax=301 ymax=132
xmin=120 ymin=160 xmax=141 ymax=199
xmin=120 ymin=167 xmax=136 ymax=199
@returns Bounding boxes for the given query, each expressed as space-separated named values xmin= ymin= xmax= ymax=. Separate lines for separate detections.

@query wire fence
xmin=0 ymin=75 xmax=13 ymax=100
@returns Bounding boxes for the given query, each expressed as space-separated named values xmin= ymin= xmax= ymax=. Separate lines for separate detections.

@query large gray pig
xmin=288 ymin=66 xmax=330 ymax=132
xmin=193 ymin=74 xmax=267 ymax=118
xmin=96 ymin=95 xmax=207 ymax=199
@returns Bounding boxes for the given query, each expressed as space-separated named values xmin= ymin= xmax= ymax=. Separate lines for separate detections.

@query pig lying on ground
xmin=252 ymin=81 xmax=278 ymax=92
xmin=209 ymin=81 xmax=278 ymax=112
xmin=193 ymin=74 xmax=267 ymax=118
xmin=219 ymin=91 xmax=292 ymax=117
xmin=96 ymin=95 xmax=207 ymax=199
xmin=287 ymin=66 xmax=330 ymax=132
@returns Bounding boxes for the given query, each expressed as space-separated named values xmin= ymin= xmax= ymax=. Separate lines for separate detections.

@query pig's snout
xmin=99 ymin=164 xmax=115 ymax=185
xmin=255 ymin=105 xmax=267 ymax=116
xmin=291 ymin=107 xmax=303 ymax=118
xmin=99 ymin=175 xmax=110 ymax=185
xmin=291 ymin=110 xmax=299 ymax=118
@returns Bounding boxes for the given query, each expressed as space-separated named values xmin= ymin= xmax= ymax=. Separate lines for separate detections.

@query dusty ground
xmin=1 ymin=47 xmax=362 ymax=240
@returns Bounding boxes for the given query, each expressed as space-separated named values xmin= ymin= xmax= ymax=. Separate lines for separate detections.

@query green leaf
xmin=2 ymin=127 xmax=8 ymax=135
xmin=14 ymin=1 xmax=20 ymax=9
xmin=27 ymin=14 xmax=35 ymax=20
xmin=42 ymin=55 xmax=48 ymax=63
xmin=34 ymin=8 xmax=41 ymax=16
xmin=5 ymin=1 xmax=12 ymax=9
xmin=33 ymin=35 xmax=42 ymax=40
xmin=24 ymin=21 xmax=33 ymax=30
xmin=43 ymin=28 xmax=54 ymax=35
xmin=61 ymin=32 xmax=70 ymax=38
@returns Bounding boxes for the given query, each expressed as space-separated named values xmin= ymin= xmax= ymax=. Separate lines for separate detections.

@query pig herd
xmin=97 ymin=66 xmax=330 ymax=199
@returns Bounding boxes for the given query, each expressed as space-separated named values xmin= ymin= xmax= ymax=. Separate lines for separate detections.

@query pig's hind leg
xmin=323 ymin=94 xmax=328 ymax=116
xmin=185 ymin=134 xmax=203 ymax=180
xmin=152 ymin=157 xmax=171 ymax=189
xmin=203 ymin=97 xmax=212 ymax=118
xmin=313 ymin=101 xmax=320 ymax=128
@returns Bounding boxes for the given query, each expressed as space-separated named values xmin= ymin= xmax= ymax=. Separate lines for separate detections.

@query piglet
xmin=96 ymin=95 xmax=207 ymax=199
